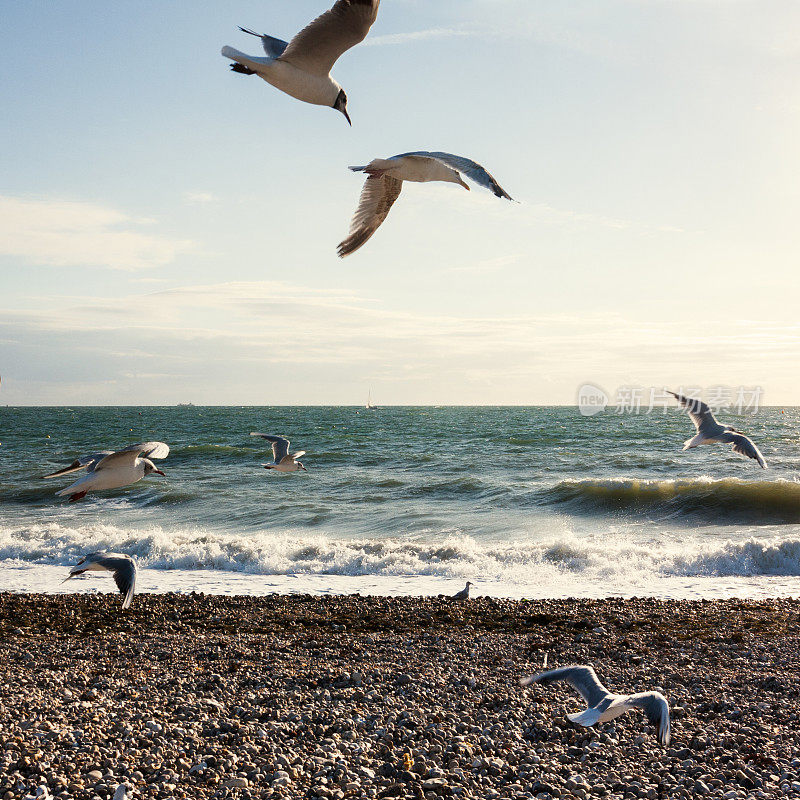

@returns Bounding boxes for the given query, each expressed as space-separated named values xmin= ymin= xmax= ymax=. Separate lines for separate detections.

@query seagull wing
xmin=397 ymin=151 xmax=513 ymax=200
xmin=629 ymin=692 xmax=671 ymax=745
xmin=720 ymin=431 xmax=767 ymax=468
xmin=92 ymin=554 xmax=137 ymax=609
xmin=338 ymin=175 xmax=403 ymax=258
xmin=279 ymin=0 xmax=380 ymax=76
xmin=93 ymin=442 xmax=170 ymax=471
xmin=251 ymin=433 xmax=290 ymax=462
xmin=238 ymin=26 xmax=289 ymax=58
xmin=521 ymin=665 xmax=610 ymax=708
xmin=42 ymin=452 xmax=113 ymax=479
xmin=667 ymin=390 xmax=722 ymax=436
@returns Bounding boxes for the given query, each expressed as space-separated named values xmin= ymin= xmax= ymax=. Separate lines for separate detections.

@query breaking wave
xmin=544 ymin=478 xmax=800 ymax=523
xmin=2 ymin=521 xmax=800 ymax=581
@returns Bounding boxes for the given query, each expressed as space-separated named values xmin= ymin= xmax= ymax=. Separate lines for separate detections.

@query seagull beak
xmin=341 ymin=107 xmax=352 ymax=126
xmin=154 ymin=470 xmax=166 ymax=477
xmin=460 ymin=179 xmax=470 ymax=191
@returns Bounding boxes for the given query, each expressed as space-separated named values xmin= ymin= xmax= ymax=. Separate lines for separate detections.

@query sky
xmin=1 ymin=0 xmax=799 ymax=405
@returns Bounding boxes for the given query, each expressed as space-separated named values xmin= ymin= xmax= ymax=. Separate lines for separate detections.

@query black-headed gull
xmin=251 ymin=433 xmax=308 ymax=472
xmin=43 ymin=442 xmax=169 ymax=502
xmin=64 ymin=552 xmax=138 ymax=610
xmin=221 ymin=0 xmax=381 ymax=124
xmin=668 ymin=390 xmax=766 ymax=468
xmin=338 ymin=151 xmax=513 ymax=257
xmin=521 ymin=665 xmax=671 ymax=745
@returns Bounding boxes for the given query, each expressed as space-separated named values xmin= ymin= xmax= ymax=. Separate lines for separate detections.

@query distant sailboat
xmin=365 ymin=390 xmax=378 ymax=411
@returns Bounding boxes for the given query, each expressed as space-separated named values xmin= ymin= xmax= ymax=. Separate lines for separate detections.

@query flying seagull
xmin=338 ymin=151 xmax=513 ymax=257
xmin=521 ymin=665 xmax=671 ymax=745
xmin=63 ymin=552 xmax=137 ymax=610
xmin=221 ymin=0 xmax=381 ymax=124
xmin=251 ymin=433 xmax=308 ymax=472
xmin=42 ymin=442 xmax=169 ymax=502
xmin=668 ymin=390 xmax=766 ymax=468
xmin=452 ymin=581 xmax=473 ymax=600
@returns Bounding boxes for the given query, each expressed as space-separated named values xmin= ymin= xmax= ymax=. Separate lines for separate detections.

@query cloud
xmin=3 ymin=280 xmax=798 ymax=405
xmin=183 ymin=191 xmax=217 ymax=205
xmin=0 ymin=195 xmax=194 ymax=271
xmin=364 ymin=27 xmax=473 ymax=46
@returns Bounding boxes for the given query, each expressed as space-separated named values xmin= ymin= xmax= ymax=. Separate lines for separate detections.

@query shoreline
xmin=3 ymin=562 xmax=800 ymax=602
xmin=3 ymin=594 xmax=799 ymax=799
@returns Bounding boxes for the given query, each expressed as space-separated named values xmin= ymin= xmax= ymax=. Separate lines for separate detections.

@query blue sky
xmin=2 ymin=0 xmax=799 ymax=405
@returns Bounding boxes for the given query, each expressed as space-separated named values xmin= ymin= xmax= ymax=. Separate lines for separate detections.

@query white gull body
xmin=43 ymin=442 xmax=169 ymax=502
xmin=338 ymin=151 xmax=513 ymax=257
xmin=521 ymin=665 xmax=671 ymax=745
xmin=221 ymin=0 xmax=381 ymax=124
xmin=668 ymin=390 xmax=766 ymax=468
xmin=251 ymin=433 xmax=308 ymax=472
xmin=64 ymin=552 xmax=138 ymax=610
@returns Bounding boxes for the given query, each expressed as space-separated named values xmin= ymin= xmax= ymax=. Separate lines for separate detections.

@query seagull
xmin=251 ymin=433 xmax=308 ymax=472
xmin=338 ymin=151 xmax=513 ymax=257
xmin=521 ymin=665 xmax=671 ymax=745
xmin=63 ymin=552 xmax=138 ymax=610
xmin=452 ymin=581 xmax=473 ymax=600
xmin=42 ymin=442 xmax=169 ymax=502
xmin=221 ymin=0 xmax=381 ymax=124
xmin=668 ymin=390 xmax=766 ymax=468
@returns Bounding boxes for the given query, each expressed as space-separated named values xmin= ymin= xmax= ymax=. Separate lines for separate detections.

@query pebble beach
xmin=3 ymin=594 xmax=800 ymax=800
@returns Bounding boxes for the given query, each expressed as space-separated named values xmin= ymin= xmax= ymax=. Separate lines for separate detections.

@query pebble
xmin=0 ymin=594 xmax=798 ymax=800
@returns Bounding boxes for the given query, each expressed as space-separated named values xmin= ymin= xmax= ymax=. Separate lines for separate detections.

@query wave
xmin=543 ymin=478 xmax=800 ymax=523
xmin=3 ymin=521 xmax=800 ymax=580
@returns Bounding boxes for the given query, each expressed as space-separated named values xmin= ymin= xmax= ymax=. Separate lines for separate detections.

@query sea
xmin=1 ymin=406 xmax=799 ymax=601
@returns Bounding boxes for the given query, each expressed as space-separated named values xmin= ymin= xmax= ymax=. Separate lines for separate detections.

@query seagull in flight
xmin=42 ymin=442 xmax=169 ymax=502
xmin=338 ymin=151 xmax=513 ymax=257
xmin=63 ymin=552 xmax=138 ymax=610
xmin=668 ymin=390 xmax=766 ymax=468
xmin=251 ymin=433 xmax=308 ymax=472
xmin=521 ymin=665 xmax=671 ymax=745
xmin=221 ymin=0 xmax=381 ymax=124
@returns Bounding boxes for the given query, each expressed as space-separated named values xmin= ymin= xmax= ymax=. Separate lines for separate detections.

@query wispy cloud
xmin=183 ymin=191 xmax=217 ymax=205
xmin=3 ymin=280 xmax=797 ymax=405
xmin=0 ymin=195 xmax=194 ymax=271
xmin=365 ymin=27 xmax=473 ymax=46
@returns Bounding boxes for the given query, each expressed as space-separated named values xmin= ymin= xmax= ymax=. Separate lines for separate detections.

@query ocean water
xmin=1 ymin=405 xmax=800 ymax=600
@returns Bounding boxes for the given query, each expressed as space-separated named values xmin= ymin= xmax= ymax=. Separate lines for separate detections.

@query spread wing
xmin=42 ymin=452 xmax=113 ymax=479
xmin=251 ymin=433 xmax=290 ymax=462
xmin=279 ymin=0 xmax=380 ymax=75
xmin=667 ymin=390 xmax=721 ymax=436
xmin=397 ymin=151 xmax=513 ymax=200
xmin=238 ymin=26 xmax=289 ymax=58
xmin=110 ymin=558 xmax=137 ymax=609
xmin=338 ymin=175 xmax=403 ymax=257
xmin=630 ymin=693 xmax=671 ymax=745
xmin=721 ymin=431 xmax=767 ymax=468
xmin=521 ymin=665 xmax=610 ymax=708
xmin=93 ymin=442 xmax=170 ymax=472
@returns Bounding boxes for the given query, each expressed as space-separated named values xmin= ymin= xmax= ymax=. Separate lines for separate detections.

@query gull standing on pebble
xmin=338 ymin=151 xmax=513 ymax=257
xmin=521 ymin=665 xmax=671 ymax=744
xmin=251 ymin=433 xmax=308 ymax=472
xmin=452 ymin=581 xmax=473 ymax=600
xmin=668 ymin=390 xmax=766 ymax=468
xmin=221 ymin=0 xmax=381 ymax=124
xmin=63 ymin=552 xmax=138 ymax=610
xmin=42 ymin=442 xmax=169 ymax=502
